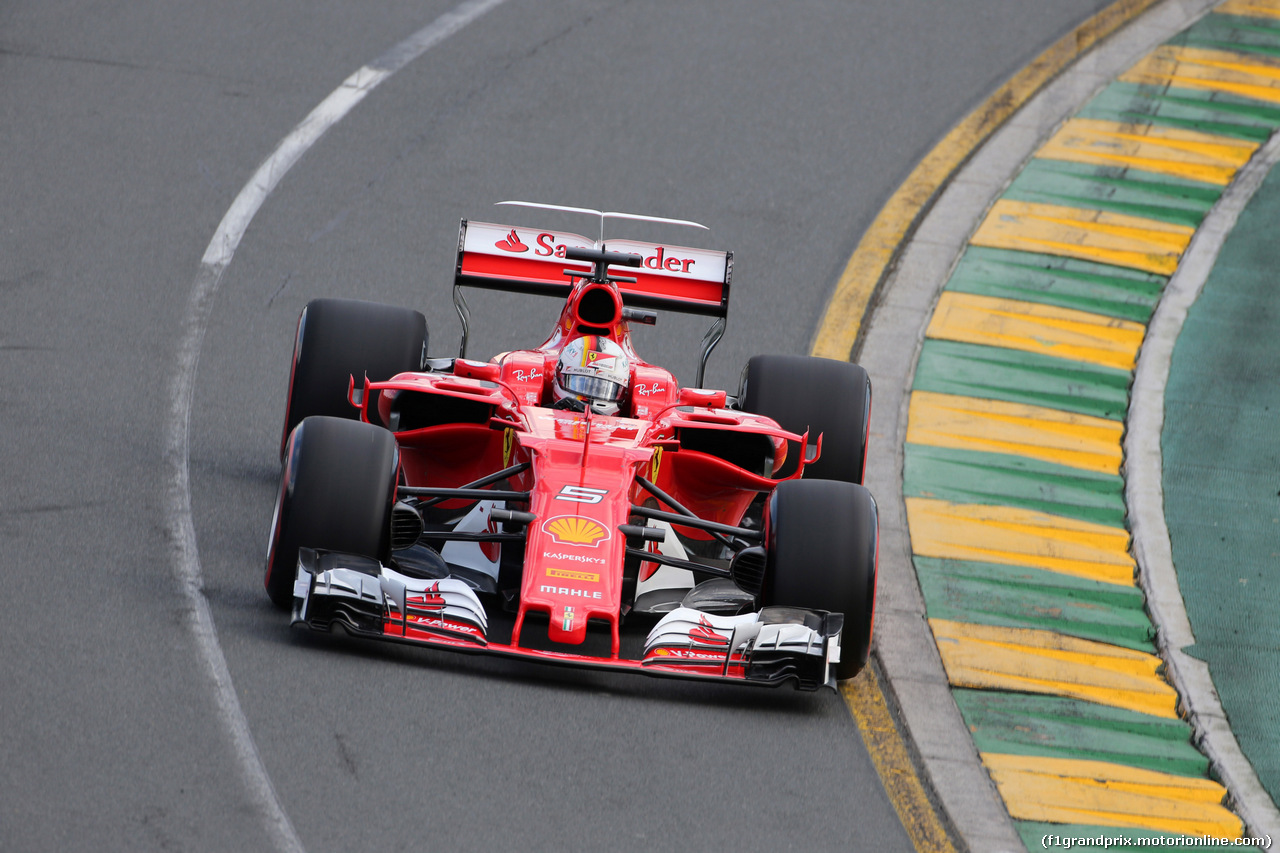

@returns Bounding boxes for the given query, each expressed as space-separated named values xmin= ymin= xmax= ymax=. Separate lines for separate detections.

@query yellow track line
xmin=841 ymin=667 xmax=958 ymax=853
xmin=820 ymin=4 xmax=1168 ymax=849
xmin=810 ymin=0 xmax=1162 ymax=362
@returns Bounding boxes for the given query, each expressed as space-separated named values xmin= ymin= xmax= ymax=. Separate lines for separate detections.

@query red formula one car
xmin=265 ymin=203 xmax=877 ymax=690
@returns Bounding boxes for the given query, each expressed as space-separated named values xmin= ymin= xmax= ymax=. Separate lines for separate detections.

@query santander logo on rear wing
xmin=455 ymin=219 xmax=732 ymax=318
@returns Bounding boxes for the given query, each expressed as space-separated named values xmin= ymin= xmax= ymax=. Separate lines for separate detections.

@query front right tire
xmin=764 ymin=478 xmax=878 ymax=680
xmin=264 ymin=416 xmax=399 ymax=610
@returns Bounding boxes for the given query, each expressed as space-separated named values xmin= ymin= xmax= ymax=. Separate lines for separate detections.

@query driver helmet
xmin=553 ymin=335 xmax=630 ymax=415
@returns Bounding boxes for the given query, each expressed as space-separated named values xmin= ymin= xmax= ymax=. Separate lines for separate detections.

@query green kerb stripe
xmin=955 ymin=690 xmax=1208 ymax=777
xmin=1081 ymin=82 xmax=1280 ymax=142
xmin=904 ymin=443 xmax=1126 ymax=528
xmin=1007 ymin=158 xmax=1218 ymax=229
xmin=1179 ymin=11 xmax=1280 ymax=57
xmin=916 ymin=557 xmax=1152 ymax=651
xmin=944 ymin=245 xmax=1166 ymax=323
xmin=914 ymin=338 xmax=1132 ymax=421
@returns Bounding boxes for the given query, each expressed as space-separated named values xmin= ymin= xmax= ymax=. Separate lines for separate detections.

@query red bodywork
xmin=340 ymin=226 xmax=819 ymax=680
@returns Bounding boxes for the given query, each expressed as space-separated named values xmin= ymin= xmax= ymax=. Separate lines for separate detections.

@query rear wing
xmin=454 ymin=219 xmax=733 ymax=317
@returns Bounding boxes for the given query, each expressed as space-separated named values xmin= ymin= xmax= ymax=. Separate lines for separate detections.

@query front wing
xmin=292 ymin=549 xmax=844 ymax=691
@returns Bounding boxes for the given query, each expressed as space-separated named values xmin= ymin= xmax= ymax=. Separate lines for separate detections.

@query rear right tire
xmin=741 ymin=354 xmax=871 ymax=483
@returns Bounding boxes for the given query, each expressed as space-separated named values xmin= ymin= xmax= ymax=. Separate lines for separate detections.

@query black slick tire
xmin=280 ymin=298 xmax=426 ymax=459
xmin=264 ymin=416 xmax=399 ymax=610
xmin=741 ymin=354 xmax=871 ymax=483
xmin=764 ymin=479 xmax=878 ymax=680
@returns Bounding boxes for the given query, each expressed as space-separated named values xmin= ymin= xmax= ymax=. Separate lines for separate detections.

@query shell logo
xmin=543 ymin=515 xmax=611 ymax=547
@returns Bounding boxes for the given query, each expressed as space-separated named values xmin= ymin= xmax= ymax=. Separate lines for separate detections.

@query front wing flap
xmin=293 ymin=549 xmax=488 ymax=645
xmin=643 ymin=607 xmax=843 ymax=691
xmin=292 ymin=549 xmax=843 ymax=691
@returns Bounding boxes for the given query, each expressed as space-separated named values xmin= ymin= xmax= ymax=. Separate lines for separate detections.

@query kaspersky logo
xmin=543 ymin=515 xmax=611 ymax=547
xmin=494 ymin=229 xmax=528 ymax=253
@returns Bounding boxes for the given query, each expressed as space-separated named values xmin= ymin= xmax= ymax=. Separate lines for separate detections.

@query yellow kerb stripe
xmin=1123 ymin=44 xmax=1280 ymax=105
xmin=970 ymin=199 xmax=1195 ymax=275
xmin=1217 ymin=0 xmax=1280 ymax=18
xmin=906 ymin=497 xmax=1135 ymax=586
xmin=930 ymin=619 xmax=1177 ymax=718
xmin=907 ymin=390 xmax=1123 ymax=475
xmin=1037 ymin=117 xmax=1257 ymax=185
xmin=809 ymin=0 xmax=1163 ymax=361
xmin=982 ymin=753 xmax=1242 ymax=838
xmin=925 ymin=291 xmax=1146 ymax=371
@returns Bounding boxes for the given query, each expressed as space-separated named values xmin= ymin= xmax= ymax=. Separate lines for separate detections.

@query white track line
xmin=163 ymin=2 xmax=507 ymax=851
xmin=1127 ymin=128 xmax=1280 ymax=841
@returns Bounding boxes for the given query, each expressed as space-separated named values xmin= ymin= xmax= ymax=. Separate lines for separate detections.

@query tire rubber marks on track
xmin=929 ymin=619 xmax=1177 ymax=719
xmin=203 ymin=0 xmax=508 ymax=267
xmin=971 ymin=200 xmax=1196 ymax=276
xmin=1123 ymin=45 xmax=1280 ymax=104
xmin=167 ymin=3 xmax=506 ymax=852
xmin=905 ymin=498 xmax=1135 ymax=587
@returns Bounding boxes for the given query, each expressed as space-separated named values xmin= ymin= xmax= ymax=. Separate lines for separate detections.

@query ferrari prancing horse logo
xmin=649 ymin=446 xmax=663 ymax=482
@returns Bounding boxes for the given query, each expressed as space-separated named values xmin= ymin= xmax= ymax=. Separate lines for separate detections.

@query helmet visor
xmin=562 ymin=372 xmax=625 ymax=402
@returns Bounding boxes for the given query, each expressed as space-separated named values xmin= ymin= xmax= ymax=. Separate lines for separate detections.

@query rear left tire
xmin=280 ymin=297 xmax=427 ymax=459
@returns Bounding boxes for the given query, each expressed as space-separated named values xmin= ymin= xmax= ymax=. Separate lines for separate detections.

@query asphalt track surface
xmin=0 ymin=1 xmax=1111 ymax=850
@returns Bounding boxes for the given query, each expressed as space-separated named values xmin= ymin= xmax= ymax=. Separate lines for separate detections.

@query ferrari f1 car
xmin=265 ymin=202 xmax=877 ymax=691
